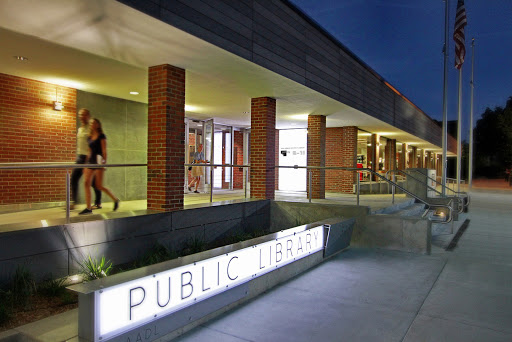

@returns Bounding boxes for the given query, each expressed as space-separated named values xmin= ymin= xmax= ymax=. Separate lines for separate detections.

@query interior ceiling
xmin=0 ymin=0 xmax=446 ymax=153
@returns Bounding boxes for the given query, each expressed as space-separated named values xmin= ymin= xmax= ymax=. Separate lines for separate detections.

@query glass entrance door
xmin=212 ymin=124 xmax=233 ymax=190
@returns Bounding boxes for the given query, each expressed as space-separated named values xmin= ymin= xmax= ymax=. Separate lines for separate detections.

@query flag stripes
xmin=453 ymin=0 xmax=468 ymax=69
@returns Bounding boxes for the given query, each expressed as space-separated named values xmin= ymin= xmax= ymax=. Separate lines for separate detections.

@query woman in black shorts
xmin=79 ymin=118 xmax=120 ymax=214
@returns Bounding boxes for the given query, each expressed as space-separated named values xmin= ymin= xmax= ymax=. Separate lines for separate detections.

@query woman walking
xmin=79 ymin=118 xmax=120 ymax=214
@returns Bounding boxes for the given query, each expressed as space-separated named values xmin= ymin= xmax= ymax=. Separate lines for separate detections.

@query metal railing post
xmin=308 ymin=170 xmax=312 ymax=203
xmin=392 ymin=173 xmax=396 ymax=204
xmin=66 ymin=169 xmax=70 ymax=223
xmin=244 ymin=168 xmax=248 ymax=199
xmin=357 ymin=173 xmax=360 ymax=206
xmin=210 ymin=166 xmax=214 ymax=203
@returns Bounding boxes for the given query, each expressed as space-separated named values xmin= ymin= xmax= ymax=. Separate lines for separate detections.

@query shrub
xmin=9 ymin=265 xmax=36 ymax=307
xmin=134 ymin=243 xmax=174 ymax=268
xmin=79 ymin=255 xmax=113 ymax=281
xmin=181 ymin=237 xmax=206 ymax=256
xmin=0 ymin=290 xmax=12 ymax=325
xmin=38 ymin=275 xmax=67 ymax=297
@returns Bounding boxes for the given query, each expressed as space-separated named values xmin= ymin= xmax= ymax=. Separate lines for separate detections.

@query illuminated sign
xmin=95 ymin=226 xmax=324 ymax=341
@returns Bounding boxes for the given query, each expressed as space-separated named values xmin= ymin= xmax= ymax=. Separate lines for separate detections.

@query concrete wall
xmin=76 ymin=91 xmax=147 ymax=202
xmin=0 ymin=200 xmax=270 ymax=283
xmin=270 ymin=201 xmax=369 ymax=232
xmin=352 ymin=215 xmax=432 ymax=254
xmin=117 ymin=0 xmax=451 ymax=149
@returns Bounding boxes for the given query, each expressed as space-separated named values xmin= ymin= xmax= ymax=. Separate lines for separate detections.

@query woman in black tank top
xmin=79 ymin=118 xmax=120 ymax=214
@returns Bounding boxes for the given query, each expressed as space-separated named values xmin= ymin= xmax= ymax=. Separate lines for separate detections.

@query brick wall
xmin=0 ymin=73 xmax=77 ymax=205
xmin=307 ymin=115 xmax=326 ymax=199
xmin=326 ymin=126 xmax=357 ymax=193
xmin=275 ymin=129 xmax=279 ymax=190
xmin=147 ymin=65 xmax=185 ymax=211
xmin=250 ymin=97 xmax=276 ymax=200
xmin=385 ymin=139 xmax=397 ymax=172
xmin=233 ymin=130 xmax=244 ymax=189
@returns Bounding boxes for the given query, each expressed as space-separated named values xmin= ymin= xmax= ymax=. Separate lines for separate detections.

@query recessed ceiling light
xmin=14 ymin=56 xmax=28 ymax=61
xmin=130 ymin=91 xmax=139 ymax=95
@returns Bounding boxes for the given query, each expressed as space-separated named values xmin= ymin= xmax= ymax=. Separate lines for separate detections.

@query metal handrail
xmin=404 ymin=169 xmax=470 ymax=209
xmin=0 ymin=162 xmax=147 ymax=223
xmin=0 ymin=163 xmax=146 ymax=170
xmin=386 ymin=169 xmax=444 ymax=197
xmin=185 ymin=163 xmax=251 ymax=202
xmin=277 ymin=165 xmax=454 ymax=223
xmin=389 ymin=169 xmax=469 ymax=213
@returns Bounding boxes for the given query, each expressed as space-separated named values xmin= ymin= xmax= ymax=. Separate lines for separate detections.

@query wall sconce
xmin=53 ymin=86 xmax=63 ymax=111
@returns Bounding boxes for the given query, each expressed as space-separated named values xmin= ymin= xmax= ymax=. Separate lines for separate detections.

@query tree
xmin=474 ymin=96 xmax=512 ymax=178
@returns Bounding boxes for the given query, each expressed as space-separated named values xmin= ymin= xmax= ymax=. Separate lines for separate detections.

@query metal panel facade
xmin=118 ymin=0 xmax=444 ymax=146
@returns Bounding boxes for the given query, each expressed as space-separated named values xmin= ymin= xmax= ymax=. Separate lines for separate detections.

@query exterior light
xmin=130 ymin=91 xmax=139 ymax=95
xmin=14 ymin=56 xmax=28 ymax=61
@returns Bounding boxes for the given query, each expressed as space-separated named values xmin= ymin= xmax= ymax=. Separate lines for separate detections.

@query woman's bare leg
xmin=94 ymin=170 xmax=118 ymax=202
xmin=83 ymin=169 xmax=93 ymax=210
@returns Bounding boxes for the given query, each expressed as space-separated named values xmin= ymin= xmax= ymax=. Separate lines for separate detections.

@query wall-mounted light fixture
xmin=53 ymin=86 xmax=63 ymax=111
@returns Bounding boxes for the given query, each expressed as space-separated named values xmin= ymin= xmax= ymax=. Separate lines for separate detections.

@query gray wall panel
xmin=252 ymin=54 xmax=306 ymax=85
xmin=116 ymin=0 xmax=444 ymax=146
xmin=160 ymin=8 xmax=253 ymax=60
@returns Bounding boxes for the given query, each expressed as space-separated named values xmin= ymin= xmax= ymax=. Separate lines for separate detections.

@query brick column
xmin=307 ymin=115 xmax=326 ymax=199
xmin=385 ymin=139 xmax=396 ymax=172
xmin=370 ymin=134 xmax=380 ymax=180
xmin=417 ymin=149 xmax=424 ymax=168
xmin=275 ymin=129 xmax=279 ymax=190
xmin=233 ymin=130 xmax=244 ymax=189
xmin=326 ymin=126 xmax=357 ymax=193
xmin=426 ymin=151 xmax=432 ymax=169
xmin=250 ymin=97 xmax=276 ymax=200
xmin=399 ymin=143 xmax=408 ymax=170
xmin=410 ymin=146 xmax=417 ymax=168
xmin=147 ymin=64 xmax=185 ymax=212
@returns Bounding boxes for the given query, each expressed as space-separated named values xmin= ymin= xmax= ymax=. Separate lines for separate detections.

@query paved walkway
xmin=172 ymin=190 xmax=512 ymax=342
xmin=2 ymin=190 xmax=511 ymax=341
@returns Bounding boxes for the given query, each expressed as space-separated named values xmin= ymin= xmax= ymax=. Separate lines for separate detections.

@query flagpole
xmin=456 ymin=67 xmax=462 ymax=193
xmin=469 ymin=38 xmax=475 ymax=190
xmin=442 ymin=0 xmax=449 ymax=195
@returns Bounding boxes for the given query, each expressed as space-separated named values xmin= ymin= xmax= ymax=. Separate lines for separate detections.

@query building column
xmin=307 ymin=115 xmax=326 ymax=199
xmin=399 ymin=143 xmax=408 ymax=170
xmin=326 ymin=126 xmax=357 ymax=193
xmin=410 ymin=146 xmax=418 ymax=168
xmin=250 ymin=97 xmax=276 ymax=200
xmin=417 ymin=149 xmax=424 ymax=168
xmin=275 ymin=129 xmax=279 ymax=191
xmin=370 ymin=134 xmax=380 ymax=180
xmin=147 ymin=64 xmax=185 ymax=212
xmin=426 ymin=151 xmax=432 ymax=169
xmin=385 ymin=139 xmax=396 ymax=173
xmin=233 ymin=130 xmax=244 ymax=189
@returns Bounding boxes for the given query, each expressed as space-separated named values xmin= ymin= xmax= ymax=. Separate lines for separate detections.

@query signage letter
xmin=129 ymin=287 xmax=146 ymax=320
xmin=287 ymin=239 xmax=293 ymax=258
xmin=259 ymin=248 xmax=265 ymax=270
xmin=181 ymin=271 xmax=193 ymax=300
xmin=227 ymin=256 xmax=239 ymax=280
xmin=306 ymin=233 xmax=311 ymax=250
xmin=276 ymin=243 xmax=282 ymax=262
xmin=297 ymin=236 xmax=303 ymax=254
xmin=157 ymin=278 xmax=171 ymax=308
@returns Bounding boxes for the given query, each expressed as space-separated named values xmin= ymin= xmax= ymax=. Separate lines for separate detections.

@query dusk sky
xmin=290 ymin=0 xmax=512 ymax=138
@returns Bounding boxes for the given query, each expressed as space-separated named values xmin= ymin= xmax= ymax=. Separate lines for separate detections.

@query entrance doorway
xmin=186 ymin=118 xmax=247 ymax=193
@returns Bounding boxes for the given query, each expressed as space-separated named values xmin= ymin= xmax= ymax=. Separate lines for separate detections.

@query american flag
xmin=453 ymin=0 xmax=468 ymax=69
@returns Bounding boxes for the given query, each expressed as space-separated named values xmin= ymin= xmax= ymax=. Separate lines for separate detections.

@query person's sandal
xmin=113 ymin=200 xmax=120 ymax=211
xmin=92 ymin=204 xmax=102 ymax=209
xmin=79 ymin=208 xmax=93 ymax=215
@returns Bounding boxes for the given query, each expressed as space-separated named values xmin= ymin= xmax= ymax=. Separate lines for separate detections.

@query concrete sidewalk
xmin=173 ymin=191 xmax=512 ymax=342
xmin=2 ymin=190 xmax=511 ymax=341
